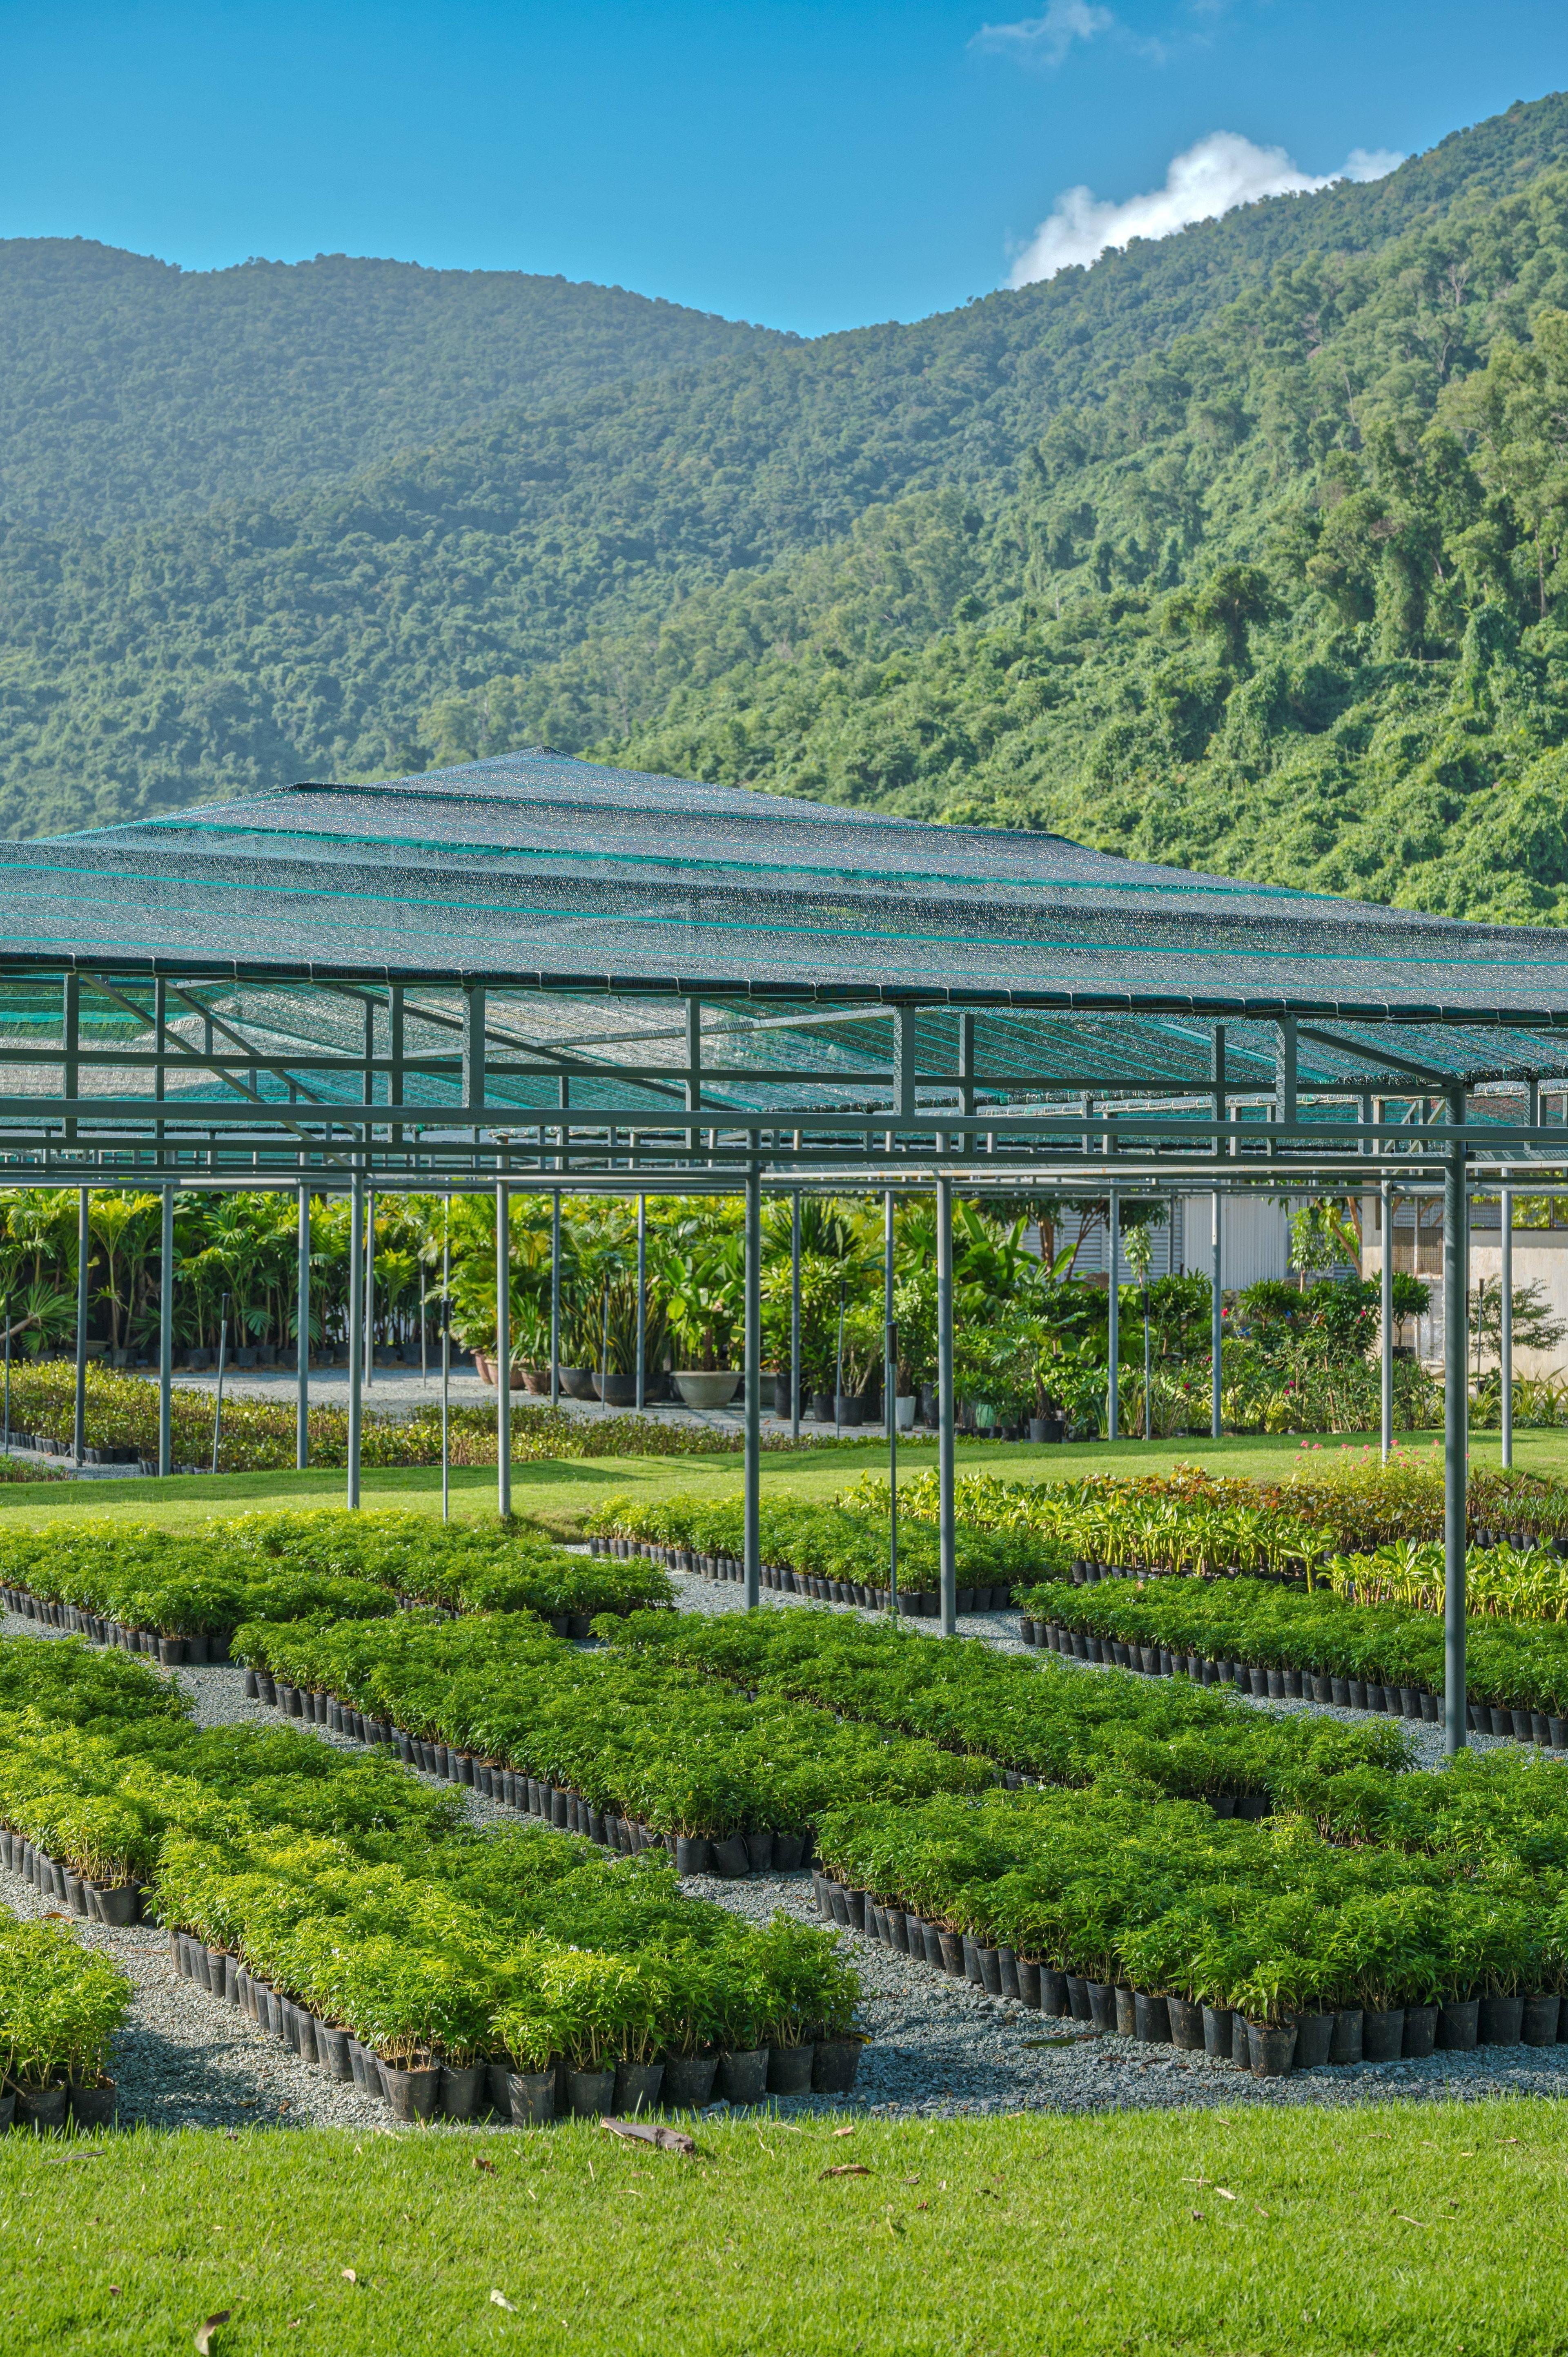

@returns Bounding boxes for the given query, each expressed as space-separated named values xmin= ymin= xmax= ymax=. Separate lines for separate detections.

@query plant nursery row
xmin=586 ymin=1492 xmax=1036 ymax=1614
xmin=248 ymin=1590 xmax=1568 ymax=2090
xmin=813 ymin=1754 xmax=1568 ymax=2077
xmin=0 ymin=1911 xmax=129 ymax=2130
xmin=0 ymin=1635 xmax=861 ymax=2120
xmin=1018 ymin=1573 xmax=1568 ymax=1735
xmin=0 ymin=1509 xmax=673 ymax=1651
xmin=606 ymin=1607 xmax=1408 ymax=1806
xmin=235 ymin=1608 xmax=996 ymax=1848
xmin=845 ymin=1460 xmax=1568 ymax=1585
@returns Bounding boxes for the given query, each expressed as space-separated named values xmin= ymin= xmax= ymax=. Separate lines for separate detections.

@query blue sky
xmin=3 ymin=0 xmax=1567 ymax=334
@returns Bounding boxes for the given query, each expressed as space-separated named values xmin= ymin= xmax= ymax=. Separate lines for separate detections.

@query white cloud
xmin=973 ymin=2 xmax=1118 ymax=67
xmin=1007 ymin=130 xmax=1403 ymax=286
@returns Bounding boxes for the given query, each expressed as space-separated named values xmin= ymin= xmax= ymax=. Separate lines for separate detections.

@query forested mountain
xmin=4 ymin=91 xmax=1568 ymax=924
xmin=0 ymin=239 xmax=783 ymax=531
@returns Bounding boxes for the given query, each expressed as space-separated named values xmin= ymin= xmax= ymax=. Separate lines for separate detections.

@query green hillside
xmin=2 ymin=91 xmax=1568 ymax=917
xmin=0 ymin=238 xmax=784 ymax=532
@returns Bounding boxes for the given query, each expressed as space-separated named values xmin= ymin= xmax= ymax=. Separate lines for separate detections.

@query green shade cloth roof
xmin=3 ymin=749 xmax=1566 ymax=1107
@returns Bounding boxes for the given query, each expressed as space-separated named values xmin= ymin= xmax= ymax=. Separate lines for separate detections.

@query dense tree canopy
xmin=4 ymin=95 xmax=1568 ymax=923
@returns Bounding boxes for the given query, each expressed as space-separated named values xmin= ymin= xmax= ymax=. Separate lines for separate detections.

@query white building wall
xmin=1177 ymin=1194 xmax=1291 ymax=1289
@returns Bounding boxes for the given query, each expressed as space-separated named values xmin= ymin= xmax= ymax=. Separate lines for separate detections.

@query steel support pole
xmin=1107 ymin=1185 xmax=1120 ymax=1441
xmin=347 ymin=1175 xmax=364 ymax=1508
xmin=1443 ymin=1105 xmax=1468 ymax=1755
xmin=885 ymin=1187 xmax=899 ymax=1611
xmin=937 ymin=1173 xmax=956 ymax=1637
xmin=550 ymin=1191 xmax=561 ymax=1407
xmin=1501 ymin=1177 xmax=1514 ymax=1470
xmin=441 ymin=1208 xmax=451 ymax=1524
xmin=744 ymin=1166 xmax=761 ymax=1609
xmin=635 ymin=1194 xmax=647 ymax=1413
xmin=1210 ymin=1191 xmax=1223 ymax=1440
xmin=74 ymin=1186 xmax=89 ymax=1465
xmin=158 ymin=1184 xmax=174 ymax=1478
xmin=365 ymin=1187 xmax=375 ymax=1385
xmin=790 ymin=1190 xmax=802 ymax=1441
xmin=1381 ymin=1177 xmax=1394 ymax=1464
xmin=296 ymin=1184 xmax=310 ymax=1471
xmin=497 ymin=1180 xmax=511 ymax=1521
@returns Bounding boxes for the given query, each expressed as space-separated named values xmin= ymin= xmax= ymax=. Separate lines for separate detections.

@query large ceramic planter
xmin=560 ymin=1367 xmax=597 ymax=1400
xmin=673 ymin=1370 xmax=740 ymax=1409
xmin=595 ymin=1374 xmax=639 ymax=1407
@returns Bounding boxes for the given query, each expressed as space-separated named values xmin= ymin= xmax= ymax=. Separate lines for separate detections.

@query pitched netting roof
xmin=8 ymin=750 xmax=1568 ymax=1098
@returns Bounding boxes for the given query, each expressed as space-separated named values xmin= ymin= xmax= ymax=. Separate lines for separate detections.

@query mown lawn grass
xmin=0 ymin=1423 xmax=1552 ymax=1538
xmin=4 ymin=2101 xmax=1565 ymax=2355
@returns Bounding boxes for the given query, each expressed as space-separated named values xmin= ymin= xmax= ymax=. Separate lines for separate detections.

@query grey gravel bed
xmin=10 ymin=1593 xmax=1568 ymax=2128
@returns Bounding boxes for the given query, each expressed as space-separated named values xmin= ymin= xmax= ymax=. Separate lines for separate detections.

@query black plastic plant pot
xmin=1066 ymin=1974 xmax=1092 ymax=2023
xmin=1290 ymin=2012 xmax=1334 ymax=2070
xmin=939 ymin=1929 xmax=965 ymax=1977
xmin=507 ymin=2068 xmax=557 ymax=2126
xmin=68 ymin=2083 xmax=116 ymax=2132
xmin=1438 ymin=1998 xmax=1480 ymax=2052
xmin=745 ymin=1830 xmax=775 ymax=1873
xmin=322 ymin=2027 xmax=352 ymax=2082
xmin=1329 ymin=2008 xmax=1364 ymax=2065
xmin=1040 ymin=1969 xmax=1069 ymax=2018
xmin=997 ymin=1947 xmax=1022 ymax=2001
xmin=1478 ymin=1994 xmax=1525 ymax=2045
xmin=1133 ymin=1991 xmax=1169 ymax=2043
xmin=715 ymin=2048 xmax=768 ymax=2106
xmin=1167 ymin=1997 xmax=1205 ymax=2052
xmin=567 ymin=2067 xmax=616 ymax=2118
xmin=659 ymin=2053 xmax=718 ymax=2109
xmin=1201 ymin=2005 xmax=1233 ymax=2061
xmin=1401 ymin=2001 xmax=1438 ymax=2058
xmin=810 ymin=2038 xmax=862 ymax=2096
xmin=709 ymin=1833 xmax=751 ymax=1878
xmin=440 ymin=2064 xmax=484 ymax=2118
xmin=15 ymin=2085 xmax=68 ymax=2133
xmin=1086 ymin=1982 xmax=1117 ymax=2035
xmin=674 ymin=1835 xmax=711 ymax=1875
xmin=613 ymin=2061 xmax=666 ymax=2115
xmin=1243 ymin=2020 xmax=1297 ymax=2078
xmin=1361 ymin=2006 xmax=1405 ymax=2061
xmin=772 ymin=1831 xmax=807 ymax=1873
xmin=765 ymin=2044 xmax=814 ymax=2098
xmin=1522 ymin=1994 xmax=1562 ymax=2046
xmin=1016 ymin=1959 xmax=1042 ymax=2009
xmin=977 ymin=1944 xmax=1002 ymax=1996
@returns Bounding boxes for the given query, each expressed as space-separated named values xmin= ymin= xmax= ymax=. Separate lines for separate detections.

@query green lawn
xmin=3 ymin=2101 xmax=1561 ymax=2354
xmin=0 ymin=1423 xmax=1553 ymax=1537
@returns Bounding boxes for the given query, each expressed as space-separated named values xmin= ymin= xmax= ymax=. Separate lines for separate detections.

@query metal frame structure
xmin=12 ymin=749 xmax=1568 ymax=1751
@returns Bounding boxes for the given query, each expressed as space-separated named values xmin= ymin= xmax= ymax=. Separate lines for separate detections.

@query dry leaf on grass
xmin=473 ymin=2157 xmax=497 ymax=2175
xmin=600 ymin=2118 xmax=696 ymax=2157
xmin=194 ymin=2313 xmax=231 ymax=2356
xmin=491 ymin=2290 xmax=518 ymax=2312
xmin=820 ymin=2164 xmax=872 ymax=2179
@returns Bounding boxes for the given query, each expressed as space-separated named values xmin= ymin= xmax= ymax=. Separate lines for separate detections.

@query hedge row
xmin=0 ymin=1361 xmax=835 ymax=1473
xmin=0 ymin=1636 xmax=860 ymax=2109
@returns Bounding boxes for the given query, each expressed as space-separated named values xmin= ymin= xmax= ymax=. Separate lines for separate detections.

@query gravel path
xmin=10 ymin=1584 xmax=1568 ymax=2129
